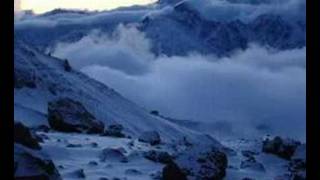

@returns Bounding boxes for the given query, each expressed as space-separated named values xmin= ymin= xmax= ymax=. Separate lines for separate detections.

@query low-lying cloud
xmin=53 ymin=25 xmax=306 ymax=140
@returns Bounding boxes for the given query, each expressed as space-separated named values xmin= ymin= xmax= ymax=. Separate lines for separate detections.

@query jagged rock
xmin=102 ymin=124 xmax=125 ymax=138
xmin=48 ymin=98 xmax=105 ymax=134
xmin=14 ymin=122 xmax=41 ymax=150
xmin=99 ymin=148 xmax=127 ymax=162
xmin=144 ymin=150 xmax=173 ymax=164
xmin=138 ymin=131 xmax=161 ymax=145
xmin=240 ymin=157 xmax=265 ymax=172
xmin=125 ymin=169 xmax=143 ymax=175
xmin=14 ymin=144 xmax=61 ymax=180
xmin=262 ymin=136 xmax=301 ymax=160
xmin=162 ymin=161 xmax=187 ymax=180
xmin=175 ymin=145 xmax=228 ymax=180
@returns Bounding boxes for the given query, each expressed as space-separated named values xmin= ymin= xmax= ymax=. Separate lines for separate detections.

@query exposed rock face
xmin=262 ymin=136 xmax=301 ymax=160
xmin=138 ymin=131 xmax=161 ymax=145
xmin=102 ymin=124 xmax=125 ymax=138
xmin=14 ymin=122 xmax=41 ymax=150
xmin=48 ymin=98 xmax=105 ymax=134
xmin=14 ymin=144 xmax=61 ymax=180
xmin=162 ymin=161 xmax=187 ymax=180
xmin=99 ymin=148 xmax=128 ymax=162
xmin=175 ymin=145 xmax=228 ymax=180
xmin=144 ymin=150 xmax=173 ymax=164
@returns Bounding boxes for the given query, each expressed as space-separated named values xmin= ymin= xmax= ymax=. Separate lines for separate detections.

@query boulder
xmin=48 ymin=98 xmax=104 ymax=134
xmin=262 ymin=136 xmax=301 ymax=160
xmin=14 ymin=144 xmax=61 ymax=180
xmin=175 ymin=145 xmax=228 ymax=180
xmin=144 ymin=150 xmax=173 ymax=164
xmin=14 ymin=122 xmax=41 ymax=150
xmin=102 ymin=124 xmax=125 ymax=138
xmin=99 ymin=148 xmax=127 ymax=162
xmin=162 ymin=161 xmax=187 ymax=180
xmin=138 ymin=131 xmax=161 ymax=145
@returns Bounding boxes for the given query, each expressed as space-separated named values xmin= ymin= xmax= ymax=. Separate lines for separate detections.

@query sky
xmin=18 ymin=0 xmax=157 ymax=14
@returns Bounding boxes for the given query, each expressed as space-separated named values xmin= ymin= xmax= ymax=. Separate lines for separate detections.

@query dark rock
xmin=48 ymin=98 xmax=104 ymax=134
xmin=102 ymin=124 xmax=125 ymax=138
xmin=176 ymin=146 xmax=228 ymax=180
xmin=262 ymin=136 xmax=301 ymax=160
xmin=66 ymin=143 xmax=82 ymax=148
xmin=150 ymin=110 xmax=159 ymax=116
xmin=138 ymin=131 xmax=161 ymax=145
xmin=99 ymin=178 xmax=109 ymax=180
xmin=99 ymin=148 xmax=127 ymax=162
xmin=14 ymin=144 xmax=61 ymax=180
xmin=88 ymin=161 xmax=98 ymax=166
xmin=14 ymin=122 xmax=41 ymax=150
xmin=91 ymin=142 xmax=98 ymax=148
xmin=71 ymin=169 xmax=85 ymax=178
xmin=64 ymin=59 xmax=72 ymax=72
xmin=144 ymin=150 xmax=173 ymax=164
xmin=34 ymin=125 xmax=50 ymax=133
xmin=162 ymin=161 xmax=187 ymax=180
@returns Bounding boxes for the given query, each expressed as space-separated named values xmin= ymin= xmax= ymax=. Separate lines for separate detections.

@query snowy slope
xmin=14 ymin=36 xmax=221 ymax=146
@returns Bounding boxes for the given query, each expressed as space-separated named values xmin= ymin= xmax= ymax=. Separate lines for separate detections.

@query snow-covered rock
xmin=175 ymin=145 xmax=228 ymax=180
xmin=138 ymin=130 xmax=161 ymax=145
xmin=48 ymin=98 xmax=105 ymax=134
xmin=99 ymin=148 xmax=128 ymax=162
xmin=262 ymin=136 xmax=301 ymax=160
xmin=102 ymin=123 xmax=125 ymax=138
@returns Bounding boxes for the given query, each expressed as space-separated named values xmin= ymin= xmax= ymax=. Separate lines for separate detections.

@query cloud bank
xmin=53 ymin=25 xmax=306 ymax=140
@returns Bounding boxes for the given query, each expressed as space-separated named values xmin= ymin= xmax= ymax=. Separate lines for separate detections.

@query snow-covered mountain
xmin=14 ymin=0 xmax=305 ymax=57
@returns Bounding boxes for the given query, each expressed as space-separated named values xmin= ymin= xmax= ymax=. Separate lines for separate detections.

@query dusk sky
xmin=17 ymin=0 xmax=157 ymax=13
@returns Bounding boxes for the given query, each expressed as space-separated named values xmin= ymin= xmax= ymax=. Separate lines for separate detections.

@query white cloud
xmin=53 ymin=26 xmax=306 ymax=140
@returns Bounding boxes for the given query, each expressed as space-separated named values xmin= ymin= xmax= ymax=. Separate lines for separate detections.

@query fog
xmin=53 ymin=25 xmax=306 ymax=140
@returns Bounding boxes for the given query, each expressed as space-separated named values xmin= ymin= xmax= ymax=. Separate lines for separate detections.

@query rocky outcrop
xmin=162 ymin=161 xmax=187 ymax=180
xmin=175 ymin=145 xmax=228 ymax=180
xmin=14 ymin=144 xmax=61 ymax=180
xmin=102 ymin=124 xmax=125 ymax=138
xmin=138 ymin=131 xmax=161 ymax=145
xmin=48 ymin=98 xmax=105 ymax=134
xmin=262 ymin=136 xmax=301 ymax=160
xmin=14 ymin=122 xmax=41 ymax=150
